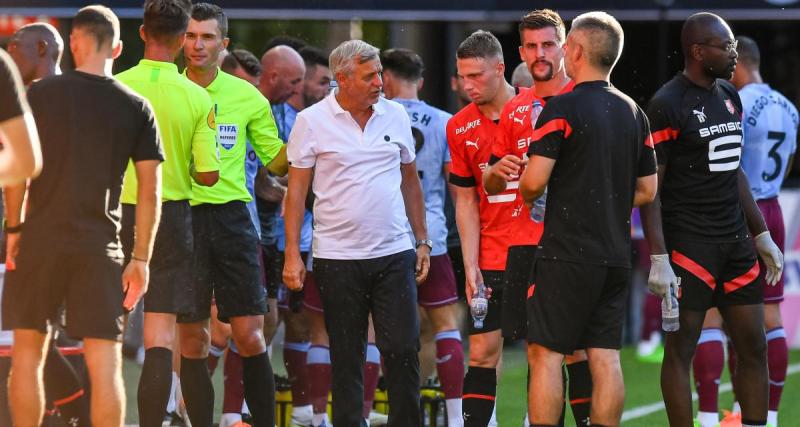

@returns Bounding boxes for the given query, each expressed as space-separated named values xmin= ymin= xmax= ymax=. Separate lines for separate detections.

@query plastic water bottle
xmin=470 ymin=283 xmax=489 ymax=329
xmin=661 ymin=288 xmax=679 ymax=332
xmin=530 ymin=188 xmax=547 ymax=223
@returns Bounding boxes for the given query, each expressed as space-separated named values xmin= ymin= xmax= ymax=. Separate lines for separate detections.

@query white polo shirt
xmin=287 ymin=91 xmax=416 ymax=260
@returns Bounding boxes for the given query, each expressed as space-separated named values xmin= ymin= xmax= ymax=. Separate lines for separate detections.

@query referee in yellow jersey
xmin=115 ymin=1 xmax=220 ymax=426
xmin=178 ymin=4 xmax=288 ymax=427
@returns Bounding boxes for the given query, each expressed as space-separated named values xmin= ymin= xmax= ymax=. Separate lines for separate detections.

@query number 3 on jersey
xmin=707 ymin=134 xmax=742 ymax=172
xmin=763 ymin=131 xmax=786 ymax=182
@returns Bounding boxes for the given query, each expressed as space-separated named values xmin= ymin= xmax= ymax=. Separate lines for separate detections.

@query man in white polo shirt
xmin=283 ymin=39 xmax=430 ymax=427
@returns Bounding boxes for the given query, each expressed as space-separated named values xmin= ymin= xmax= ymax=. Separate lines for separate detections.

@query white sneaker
xmin=291 ymin=405 xmax=313 ymax=426
xmin=368 ymin=411 xmax=388 ymax=426
xmin=219 ymin=413 xmax=244 ymax=427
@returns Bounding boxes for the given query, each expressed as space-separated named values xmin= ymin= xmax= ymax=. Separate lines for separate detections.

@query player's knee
xmin=735 ymin=334 xmax=766 ymax=365
xmin=470 ymin=346 xmax=500 ymax=368
xmin=180 ymin=326 xmax=210 ymax=358
xmin=285 ymin=320 xmax=310 ymax=342
xmin=232 ymin=328 xmax=266 ymax=356
xmin=664 ymin=336 xmax=696 ymax=363
xmin=210 ymin=334 xmax=229 ymax=350
xmin=763 ymin=303 xmax=782 ymax=330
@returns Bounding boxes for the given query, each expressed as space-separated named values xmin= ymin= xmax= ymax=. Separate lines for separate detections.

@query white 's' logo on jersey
xmin=707 ymin=134 xmax=742 ymax=172
xmin=466 ymin=138 xmax=480 ymax=149
xmin=693 ymin=107 xmax=707 ymax=123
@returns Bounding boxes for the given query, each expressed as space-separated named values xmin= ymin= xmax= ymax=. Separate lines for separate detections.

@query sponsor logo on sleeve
xmin=207 ymin=106 xmax=216 ymax=130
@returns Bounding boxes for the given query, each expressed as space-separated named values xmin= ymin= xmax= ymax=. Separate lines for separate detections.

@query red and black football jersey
xmin=646 ymin=74 xmax=748 ymax=242
xmin=527 ymin=81 xmax=656 ymax=267
xmin=490 ymin=81 xmax=575 ymax=247
xmin=447 ymin=103 xmax=516 ymax=271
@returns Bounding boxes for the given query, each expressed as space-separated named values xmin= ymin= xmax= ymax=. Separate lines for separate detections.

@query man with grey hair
xmin=6 ymin=23 xmax=63 ymax=86
xmin=283 ymin=39 xmax=429 ymax=426
xmin=511 ymin=61 xmax=533 ymax=88
xmin=520 ymin=11 xmax=657 ymax=426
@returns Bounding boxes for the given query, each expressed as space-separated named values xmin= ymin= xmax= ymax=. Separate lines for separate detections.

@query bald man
xmin=6 ymin=23 xmax=63 ymax=86
xmin=2 ymin=21 xmax=92 ymax=427
xmin=258 ymin=45 xmax=305 ymax=105
xmin=255 ymin=44 xmax=305 ymax=360
xmin=642 ymin=12 xmax=781 ymax=427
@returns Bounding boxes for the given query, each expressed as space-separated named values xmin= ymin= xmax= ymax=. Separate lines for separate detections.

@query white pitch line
xmin=621 ymin=362 xmax=800 ymax=422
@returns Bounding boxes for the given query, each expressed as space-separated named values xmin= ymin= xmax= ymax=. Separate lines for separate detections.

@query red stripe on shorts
xmin=671 ymin=250 xmax=716 ymax=290
xmin=53 ymin=389 xmax=85 ymax=407
xmin=527 ymin=284 xmax=536 ymax=299
xmin=723 ymin=262 xmax=760 ymax=294
xmin=463 ymin=393 xmax=496 ymax=401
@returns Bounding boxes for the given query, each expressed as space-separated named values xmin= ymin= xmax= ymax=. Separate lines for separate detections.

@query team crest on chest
xmin=724 ymin=99 xmax=736 ymax=115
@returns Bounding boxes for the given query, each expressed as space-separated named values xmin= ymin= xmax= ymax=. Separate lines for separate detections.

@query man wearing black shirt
xmin=1 ymin=6 xmax=163 ymax=426
xmin=520 ymin=12 xmax=657 ymax=426
xmin=641 ymin=13 xmax=783 ymax=427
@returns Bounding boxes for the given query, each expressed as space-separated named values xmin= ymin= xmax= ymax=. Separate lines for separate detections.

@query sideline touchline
xmin=621 ymin=362 xmax=800 ymax=422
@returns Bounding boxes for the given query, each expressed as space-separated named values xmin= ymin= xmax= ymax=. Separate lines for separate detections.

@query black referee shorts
xmin=178 ymin=201 xmax=267 ymax=324
xmin=527 ymin=258 xmax=630 ymax=354
xmin=121 ymin=201 xmax=194 ymax=315
xmin=502 ymin=245 xmax=536 ymax=341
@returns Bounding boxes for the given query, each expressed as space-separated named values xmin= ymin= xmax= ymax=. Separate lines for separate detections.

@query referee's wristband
xmin=3 ymin=222 xmax=22 ymax=234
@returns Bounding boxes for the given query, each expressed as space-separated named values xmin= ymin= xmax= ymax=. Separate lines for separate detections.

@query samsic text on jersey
xmin=489 ymin=81 xmax=575 ymax=247
xmin=647 ymin=74 xmax=748 ymax=242
xmin=447 ymin=103 xmax=516 ymax=271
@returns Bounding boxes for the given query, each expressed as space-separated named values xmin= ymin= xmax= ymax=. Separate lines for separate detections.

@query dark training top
xmin=528 ymin=81 xmax=656 ymax=267
xmin=22 ymin=71 xmax=164 ymax=257
xmin=646 ymin=74 xmax=748 ymax=243
xmin=0 ymin=49 xmax=26 ymax=122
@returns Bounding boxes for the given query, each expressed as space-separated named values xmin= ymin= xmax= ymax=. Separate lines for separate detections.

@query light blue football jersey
xmin=245 ymin=141 xmax=261 ymax=237
xmin=739 ymin=83 xmax=798 ymax=200
xmin=393 ymin=98 xmax=452 ymax=256
xmin=271 ymin=102 xmax=312 ymax=252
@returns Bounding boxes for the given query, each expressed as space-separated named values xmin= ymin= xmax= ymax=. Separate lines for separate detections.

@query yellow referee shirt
xmin=188 ymin=69 xmax=284 ymax=205
xmin=117 ymin=59 xmax=219 ymax=203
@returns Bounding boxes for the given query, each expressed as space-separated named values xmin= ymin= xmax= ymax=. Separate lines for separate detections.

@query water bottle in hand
xmin=470 ymin=283 xmax=489 ymax=329
xmin=661 ymin=288 xmax=679 ymax=332
xmin=530 ymin=188 xmax=547 ymax=223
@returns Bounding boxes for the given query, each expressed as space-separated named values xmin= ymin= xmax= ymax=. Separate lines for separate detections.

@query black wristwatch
xmin=415 ymin=239 xmax=433 ymax=250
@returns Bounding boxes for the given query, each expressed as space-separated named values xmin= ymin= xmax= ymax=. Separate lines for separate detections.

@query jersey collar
xmin=326 ymin=90 xmax=386 ymax=116
xmin=205 ymin=68 xmax=224 ymax=92
xmin=138 ymin=59 xmax=179 ymax=74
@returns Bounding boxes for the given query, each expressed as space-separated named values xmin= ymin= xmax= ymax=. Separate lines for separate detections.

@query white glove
xmin=755 ymin=231 xmax=783 ymax=286
xmin=649 ymin=254 xmax=681 ymax=309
